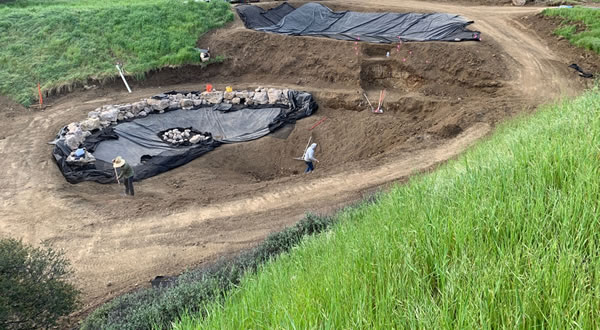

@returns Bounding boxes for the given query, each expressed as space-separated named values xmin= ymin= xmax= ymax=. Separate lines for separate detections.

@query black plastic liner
xmin=52 ymin=90 xmax=317 ymax=184
xmin=236 ymin=2 xmax=480 ymax=43
xmin=236 ymin=2 xmax=295 ymax=29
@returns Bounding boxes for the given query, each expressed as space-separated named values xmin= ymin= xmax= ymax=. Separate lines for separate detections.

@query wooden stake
xmin=114 ymin=167 xmax=120 ymax=185
xmin=300 ymin=136 xmax=312 ymax=160
xmin=37 ymin=83 xmax=43 ymax=107
xmin=363 ymin=92 xmax=374 ymax=111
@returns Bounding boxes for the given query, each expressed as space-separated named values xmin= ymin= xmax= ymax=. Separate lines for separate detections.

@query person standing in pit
xmin=112 ymin=156 xmax=135 ymax=196
xmin=303 ymin=143 xmax=319 ymax=174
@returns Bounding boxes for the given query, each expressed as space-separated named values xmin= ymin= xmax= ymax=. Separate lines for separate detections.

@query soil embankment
xmin=0 ymin=0 xmax=593 ymax=319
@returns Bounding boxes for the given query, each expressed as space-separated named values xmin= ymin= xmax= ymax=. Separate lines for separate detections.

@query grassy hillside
xmin=544 ymin=7 xmax=600 ymax=54
xmin=0 ymin=0 xmax=233 ymax=106
xmin=173 ymin=87 xmax=600 ymax=328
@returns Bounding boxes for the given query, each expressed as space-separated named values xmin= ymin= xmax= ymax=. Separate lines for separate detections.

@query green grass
xmin=0 ymin=0 xmax=233 ymax=106
xmin=543 ymin=7 xmax=600 ymax=54
xmin=81 ymin=214 xmax=337 ymax=330
xmin=173 ymin=87 xmax=600 ymax=329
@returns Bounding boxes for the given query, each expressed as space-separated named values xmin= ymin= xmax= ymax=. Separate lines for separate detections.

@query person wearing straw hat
xmin=112 ymin=156 xmax=135 ymax=196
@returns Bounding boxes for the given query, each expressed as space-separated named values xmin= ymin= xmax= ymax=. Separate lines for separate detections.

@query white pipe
xmin=116 ymin=64 xmax=132 ymax=93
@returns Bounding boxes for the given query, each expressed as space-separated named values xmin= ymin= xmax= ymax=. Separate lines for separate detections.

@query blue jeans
xmin=305 ymin=161 xmax=314 ymax=173
xmin=124 ymin=177 xmax=135 ymax=196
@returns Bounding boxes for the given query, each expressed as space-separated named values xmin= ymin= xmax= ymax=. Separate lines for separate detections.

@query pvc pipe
xmin=116 ymin=65 xmax=132 ymax=93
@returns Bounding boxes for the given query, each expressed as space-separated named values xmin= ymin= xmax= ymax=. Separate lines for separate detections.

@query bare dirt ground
xmin=0 ymin=0 xmax=595 ymax=322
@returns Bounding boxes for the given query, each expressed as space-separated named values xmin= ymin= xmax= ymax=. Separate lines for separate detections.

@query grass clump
xmin=543 ymin=7 xmax=600 ymax=53
xmin=0 ymin=0 xmax=233 ymax=106
xmin=173 ymin=87 xmax=600 ymax=328
xmin=81 ymin=214 xmax=336 ymax=330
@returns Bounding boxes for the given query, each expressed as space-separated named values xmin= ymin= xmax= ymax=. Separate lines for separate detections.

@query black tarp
xmin=52 ymin=90 xmax=317 ymax=184
xmin=236 ymin=2 xmax=295 ymax=29
xmin=236 ymin=2 xmax=480 ymax=42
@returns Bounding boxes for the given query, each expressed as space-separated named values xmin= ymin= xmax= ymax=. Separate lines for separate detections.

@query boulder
xmin=138 ymin=111 xmax=148 ymax=117
xmin=180 ymin=99 xmax=194 ymax=108
xmin=99 ymin=107 xmax=119 ymax=122
xmin=118 ymin=104 xmax=132 ymax=112
xmin=253 ymin=91 xmax=269 ymax=105
xmin=193 ymin=100 xmax=203 ymax=107
xmin=231 ymin=97 xmax=241 ymax=105
xmin=202 ymin=91 xmax=224 ymax=104
xmin=235 ymin=91 xmax=250 ymax=100
xmin=79 ymin=117 xmax=100 ymax=131
xmin=147 ymin=98 xmax=170 ymax=111
xmin=117 ymin=113 xmax=124 ymax=121
xmin=131 ymin=101 xmax=146 ymax=115
xmin=168 ymin=101 xmax=179 ymax=110
xmin=64 ymin=125 xmax=85 ymax=150
xmin=189 ymin=135 xmax=203 ymax=144
xmin=267 ymin=88 xmax=283 ymax=104
xmin=66 ymin=122 xmax=79 ymax=133
xmin=512 ymin=0 xmax=526 ymax=5
xmin=223 ymin=91 xmax=235 ymax=100
xmin=88 ymin=110 xmax=101 ymax=119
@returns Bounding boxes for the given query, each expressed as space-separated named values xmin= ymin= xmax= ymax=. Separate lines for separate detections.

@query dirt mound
xmin=89 ymin=25 xmax=512 ymax=186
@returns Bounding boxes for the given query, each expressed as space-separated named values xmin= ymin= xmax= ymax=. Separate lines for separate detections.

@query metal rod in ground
xmin=116 ymin=64 xmax=132 ymax=93
xmin=363 ymin=92 xmax=374 ymax=111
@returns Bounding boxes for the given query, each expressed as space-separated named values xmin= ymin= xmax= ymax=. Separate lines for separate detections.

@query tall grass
xmin=0 ymin=0 xmax=233 ymax=106
xmin=544 ymin=7 xmax=600 ymax=54
xmin=81 ymin=214 xmax=337 ymax=330
xmin=174 ymin=88 xmax=600 ymax=328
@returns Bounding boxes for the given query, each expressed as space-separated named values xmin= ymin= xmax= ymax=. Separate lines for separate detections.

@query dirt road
xmin=0 ymin=0 xmax=590 ymax=317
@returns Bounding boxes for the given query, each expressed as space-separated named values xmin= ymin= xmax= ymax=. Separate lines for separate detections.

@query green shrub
xmin=82 ymin=213 xmax=337 ymax=330
xmin=543 ymin=7 xmax=600 ymax=54
xmin=0 ymin=238 xmax=79 ymax=329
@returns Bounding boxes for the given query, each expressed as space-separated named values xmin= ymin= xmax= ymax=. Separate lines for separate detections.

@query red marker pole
xmin=38 ymin=83 xmax=43 ymax=107
xmin=309 ymin=117 xmax=327 ymax=131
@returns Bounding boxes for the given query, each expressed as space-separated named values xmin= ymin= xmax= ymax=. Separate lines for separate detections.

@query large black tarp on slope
xmin=236 ymin=2 xmax=296 ymax=29
xmin=236 ymin=2 xmax=480 ymax=42
xmin=53 ymin=90 xmax=317 ymax=184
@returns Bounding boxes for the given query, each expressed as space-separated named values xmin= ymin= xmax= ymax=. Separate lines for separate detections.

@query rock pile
xmin=160 ymin=128 xmax=210 ymax=145
xmin=60 ymin=88 xmax=291 ymax=150
xmin=66 ymin=148 xmax=96 ymax=166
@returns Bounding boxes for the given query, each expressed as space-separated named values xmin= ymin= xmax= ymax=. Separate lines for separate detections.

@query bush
xmin=0 ymin=238 xmax=79 ymax=329
xmin=82 ymin=213 xmax=337 ymax=330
